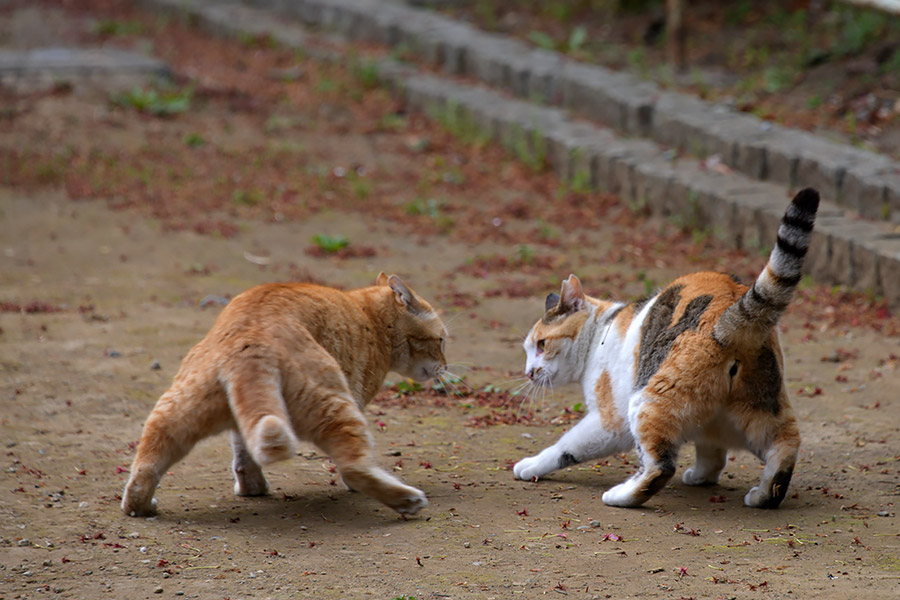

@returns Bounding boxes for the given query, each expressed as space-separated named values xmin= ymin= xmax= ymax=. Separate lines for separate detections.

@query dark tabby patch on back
xmin=635 ymin=285 xmax=713 ymax=389
xmin=743 ymin=345 xmax=783 ymax=415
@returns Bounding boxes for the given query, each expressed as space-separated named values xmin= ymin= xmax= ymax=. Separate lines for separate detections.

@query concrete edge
xmin=139 ymin=0 xmax=900 ymax=306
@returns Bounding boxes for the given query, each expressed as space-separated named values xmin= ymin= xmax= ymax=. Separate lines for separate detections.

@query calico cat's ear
xmin=545 ymin=292 xmax=560 ymax=312
xmin=559 ymin=274 xmax=586 ymax=313
xmin=388 ymin=275 xmax=423 ymax=313
xmin=375 ymin=272 xmax=390 ymax=286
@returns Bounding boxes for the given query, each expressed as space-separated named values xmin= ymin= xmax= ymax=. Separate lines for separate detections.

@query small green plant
xmin=405 ymin=197 xmax=443 ymax=218
xmin=232 ymin=188 xmax=263 ymax=206
xmin=637 ymin=270 xmax=656 ymax=297
xmin=568 ymin=166 xmax=593 ymax=195
xmin=427 ymin=101 xmax=490 ymax=147
xmin=528 ymin=30 xmax=557 ymax=51
xmin=347 ymin=172 xmax=372 ymax=200
xmin=394 ymin=380 xmax=423 ymax=397
xmin=111 ymin=85 xmax=192 ymax=116
xmin=237 ymin=31 xmax=277 ymax=49
xmin=380 ymin=112 xmax=408 ymax=131
xmin=350 ymin=58 xmax=380 ymax=90
xmin=762 ymin=66 xmax=795 ymax=94
xmin=432 ymin=374 xmax=466 ymax=396
xmin=515 ymin=244 xmax=536 ymax=263
xmin=183 ymin=132 xmax=205 ymax=148
xmin=315 ymin=77 xmax=340 ymax=94
xmin=567 ymin=25 xmax=588 ymax=54
xmin=504 ymin=124 xmax=547 ymax=172
xmin=537 ymin=220 xmax=559 ymax=240
xmin=311 ymin=233 xmax=349 ymax=253
xmin=93 ymin=19 xmax=143 ymax=36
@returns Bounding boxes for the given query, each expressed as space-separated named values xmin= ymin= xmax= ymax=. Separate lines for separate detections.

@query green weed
xmin=515 ymin=244 xmax=536 ymax=263
xmin=350 ymin=57 xmax=380 ymax=90
xmin=93 ymin=19 xmax=143 ymax=36
xmin=393 ymin=380 xmax=423 ymax=397
xmin=310 ymin=233 xmax=350 ymax=253
xmin=183 ymin=132 xmax=205 ymax=148
xmin=232 ymin=188 xmax=264 ymax=207
xmin=110 ymin=85 xmax=192 ymax=116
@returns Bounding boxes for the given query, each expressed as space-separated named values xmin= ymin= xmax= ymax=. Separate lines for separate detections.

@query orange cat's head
xmin=524 ymin=274 xmax=592 ymax=387
xmin=377 ymin=273 xmax=448 ymax=382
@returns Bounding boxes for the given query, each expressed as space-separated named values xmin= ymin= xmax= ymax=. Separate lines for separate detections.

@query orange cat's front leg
xmin=309 ymin=396 xmax=427 ymax=515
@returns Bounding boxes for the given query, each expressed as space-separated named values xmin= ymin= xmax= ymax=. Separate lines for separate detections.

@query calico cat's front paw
xmin=513 ymin=456 xmax=544 ymax=481
xmin=601 ymin=481 xmax=643 ymax=507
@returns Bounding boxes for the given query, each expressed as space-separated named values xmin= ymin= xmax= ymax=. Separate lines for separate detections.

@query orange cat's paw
xmin=251 ymin=415 xmax=298 ymax=465
xmin=389 ymin=486 xmax=428 ymax=515
xmin=122 ymin=495 xmax=158 ymax=518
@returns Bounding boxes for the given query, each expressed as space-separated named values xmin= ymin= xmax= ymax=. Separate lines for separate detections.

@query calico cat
xmin=514 ymin=188 xmax=819 ymax=509
xmin=122 ymin=273 xmax=447 ymax=517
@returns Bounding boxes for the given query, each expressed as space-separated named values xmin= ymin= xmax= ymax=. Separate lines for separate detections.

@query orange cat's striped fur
xmin=514 ymin=189 xmax=819 ymax=509
xmin=122 ymin=274 xmax=447 ymax=517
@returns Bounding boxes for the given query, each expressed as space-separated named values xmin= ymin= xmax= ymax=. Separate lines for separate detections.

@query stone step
xmin=139 ymin=0 xmax=900 ymax=305
xmin=237 ymin=0 xmax=900 ymax=225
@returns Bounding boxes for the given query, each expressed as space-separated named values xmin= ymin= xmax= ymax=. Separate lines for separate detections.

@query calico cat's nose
xmin=526 ymin=367 xmax=541 ymax=380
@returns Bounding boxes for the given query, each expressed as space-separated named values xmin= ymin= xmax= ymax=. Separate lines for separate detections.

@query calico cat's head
xmin=524 ymin=275 xmax=592 ymax=387
xmin=377 ymin=273 xmax=448 ymax=382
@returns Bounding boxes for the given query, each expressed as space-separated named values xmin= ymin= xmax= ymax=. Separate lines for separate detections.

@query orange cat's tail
xmin=714 ymin=188 xmax=820 ymax=348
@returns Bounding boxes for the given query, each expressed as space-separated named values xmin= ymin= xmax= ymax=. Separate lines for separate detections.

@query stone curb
xmin=237 ymin=0 xmax=900 ymax=225
xmin=139 ymin=0 xmax=900 ymax=305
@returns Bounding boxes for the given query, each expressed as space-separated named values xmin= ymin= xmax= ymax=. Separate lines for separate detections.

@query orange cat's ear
xmin=559 ymin=274 xmax=585 ymax=313
xmin=375 ymin=272 xmax=390 ymax=286
xmin=388 ymin=275 xmax=423 ymax=313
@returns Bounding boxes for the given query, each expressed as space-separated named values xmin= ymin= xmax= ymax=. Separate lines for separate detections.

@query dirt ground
xmin=1 ymin=2 xmax=899 ymax=599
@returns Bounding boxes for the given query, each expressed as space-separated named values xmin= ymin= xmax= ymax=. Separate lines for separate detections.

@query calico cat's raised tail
xmin=514 ymin=188 xmax=819 ymax=509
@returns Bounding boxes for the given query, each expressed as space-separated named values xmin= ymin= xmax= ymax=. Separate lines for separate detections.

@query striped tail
xmin=714 ymin=188 xmax=820 ymax=347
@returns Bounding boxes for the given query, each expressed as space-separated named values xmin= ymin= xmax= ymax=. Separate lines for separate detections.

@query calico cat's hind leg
xmin=682 ymin=440 xmax=728 ymax=486
xmin=231 ymin=430 xmax=269 ymax=497
xmin=122 ymin=386 xmax=231 ymax=516
xmin=602 ymin=392 xmax=684 ymax=508
xmin=743 ymin=415 xmax=799 ymax=509
xmin=513 ymin=412 xmax=629 ymax=481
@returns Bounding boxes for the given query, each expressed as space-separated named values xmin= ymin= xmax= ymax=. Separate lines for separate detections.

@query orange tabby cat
xmin=122 ymin=273 xmax=447 ymax=517
xmin=514 ymin=189 xmax=819 ymax=509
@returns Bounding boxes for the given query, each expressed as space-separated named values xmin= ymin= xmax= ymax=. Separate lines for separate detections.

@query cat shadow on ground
xmin=144 ymin=487 xmax=424 ymax=532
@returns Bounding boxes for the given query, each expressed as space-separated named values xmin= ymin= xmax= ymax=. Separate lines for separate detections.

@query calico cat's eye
xmin=536 ymin=339 xmax=546 ymax=354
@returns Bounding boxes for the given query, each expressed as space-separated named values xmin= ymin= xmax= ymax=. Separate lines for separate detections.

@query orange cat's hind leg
xmin=122 ymin=388 xmax=230 ymax=516
xmin=222 ymin=359 xmax=299 ymax=466
xmin=310 ymin=396 xmax=427 ymax=515
xmin=230 ymin=430 xmax=269 ymax=496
